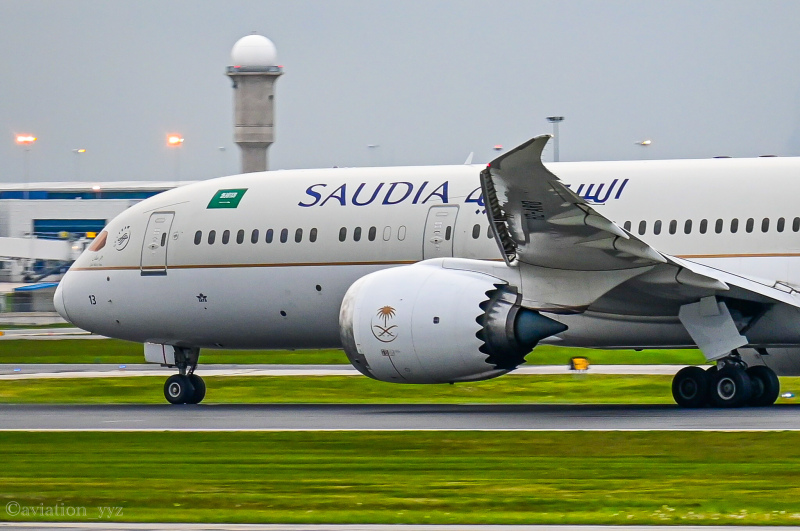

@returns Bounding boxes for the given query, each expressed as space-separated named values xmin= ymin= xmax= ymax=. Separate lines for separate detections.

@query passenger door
xmin=422 ymin=205 xmax=459 ymax=259
xmin=140 ymin=212 xmax=174 ymax=276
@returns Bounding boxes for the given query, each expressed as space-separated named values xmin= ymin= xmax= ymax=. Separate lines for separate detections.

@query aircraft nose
xmin=54 ymin=278 xmax=72 ymax=324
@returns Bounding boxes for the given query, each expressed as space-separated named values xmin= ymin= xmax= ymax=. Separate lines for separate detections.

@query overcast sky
xmin=2 ymin=0 xmax=800 ymax=183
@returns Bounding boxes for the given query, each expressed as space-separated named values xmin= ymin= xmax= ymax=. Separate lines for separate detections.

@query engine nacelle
xmin=339 ymin=260 xmax=567 ymax=383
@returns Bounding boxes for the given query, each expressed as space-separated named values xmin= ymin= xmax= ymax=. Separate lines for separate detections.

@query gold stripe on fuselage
xmin=69 ymin=260 xmax=420 ymax=272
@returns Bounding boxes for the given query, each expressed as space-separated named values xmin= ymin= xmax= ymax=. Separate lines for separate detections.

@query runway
xmin=1 ymin=403 xmax=799 ymax=431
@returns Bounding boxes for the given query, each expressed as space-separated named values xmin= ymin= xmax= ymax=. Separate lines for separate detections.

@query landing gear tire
xmin=164 ymin=374 xmax=195 ymax=405
xmin=746 ymin=366 xmax=780 ymax=407
xmin=672 ymin=366 xmax=709 ymax=408
xmin=709 ymin=367 xmax=752 ymax=408
xmin=186 ymin=374 xmax=206 ymax=404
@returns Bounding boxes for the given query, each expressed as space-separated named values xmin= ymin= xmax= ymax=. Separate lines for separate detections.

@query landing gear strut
xmin=163 ymin=347 xmax=205 ymax=405
xmin=672 ymin=350 xmax=779 ymax=408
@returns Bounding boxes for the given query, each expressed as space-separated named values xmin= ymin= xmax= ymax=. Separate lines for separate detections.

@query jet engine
xmin=339 ymin=261 xmax=567 ymax=383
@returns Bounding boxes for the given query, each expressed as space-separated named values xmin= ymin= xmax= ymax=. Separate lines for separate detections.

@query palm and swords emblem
xmin=371 ymin=305 xmax=398 ymax=343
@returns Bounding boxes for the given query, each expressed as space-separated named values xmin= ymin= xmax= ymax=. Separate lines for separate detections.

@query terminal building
xmin=0 ymin=180 xmax=184 ymax=281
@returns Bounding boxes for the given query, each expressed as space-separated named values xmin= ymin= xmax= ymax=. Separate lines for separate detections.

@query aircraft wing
xmin=481 ymin=135 xmax=668 ymax=271
xmin=481 ymin=136 xmax=800 ymax=318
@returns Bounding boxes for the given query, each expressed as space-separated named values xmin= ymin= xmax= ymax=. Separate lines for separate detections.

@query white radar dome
xmin=231 ymin=34 xmax=278 ymax=67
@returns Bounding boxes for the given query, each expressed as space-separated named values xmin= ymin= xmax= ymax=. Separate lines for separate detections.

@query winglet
xmin=463 ymin=152 xmax=474 ymax=165
xmin=488 ymin=135 xmax=553 ymax=174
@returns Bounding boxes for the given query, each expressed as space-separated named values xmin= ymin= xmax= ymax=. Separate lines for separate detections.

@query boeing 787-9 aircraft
xmin=54 ymin=136 xmax=800 ymax=408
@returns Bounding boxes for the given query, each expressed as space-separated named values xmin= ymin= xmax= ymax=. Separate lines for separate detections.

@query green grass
xmin=1 ymin=374 xmax=798 ymax=405
xmin=0 ymin=339 xmax=706 ymax=365
xmin=3 ymin=431 xmax=800 ymax=524
xmin=0 ymin=339 xmax=349 ymax=364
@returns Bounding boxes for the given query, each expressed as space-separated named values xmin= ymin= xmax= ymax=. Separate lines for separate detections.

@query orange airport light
xmin=15 ymin=135 xmax=36 ymax=145
xmin=167 ymin=134 xmax=184 ymax=146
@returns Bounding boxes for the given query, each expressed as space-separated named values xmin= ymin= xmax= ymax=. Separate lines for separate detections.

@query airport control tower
xmin=226 ymin=34 xmax=283 ymax=173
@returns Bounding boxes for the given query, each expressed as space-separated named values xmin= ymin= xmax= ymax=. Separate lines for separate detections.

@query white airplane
xmin=54 ymin=136 xmax=800 ymax=408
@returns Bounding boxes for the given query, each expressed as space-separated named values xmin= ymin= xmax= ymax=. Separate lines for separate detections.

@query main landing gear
xmin=163 ymin=347 xmax=206 ymax=405
xmin=672 ymin=350 xmax=780 ymax=408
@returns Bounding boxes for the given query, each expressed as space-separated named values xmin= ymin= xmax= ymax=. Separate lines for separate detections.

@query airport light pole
xmin=72 ymin=148 xmax=86 ymax=180
xmin=15 ymin=134 xmax=36 ymax=200
xmin=635 ymin=139 xmax=652 ymax=160
xmin=367 ymin=144 xmax=380 ymax=167
xmin=546 ymin=116 xmax=564 ymax=162
xmin=167 ymin=134 xmax=184 ymax=184
xmin=218 ymin=146 xmax=228 ymax=177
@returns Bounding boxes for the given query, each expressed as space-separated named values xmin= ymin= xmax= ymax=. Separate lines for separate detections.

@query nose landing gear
xmin=672 ymin=350 xmax=780 ymax=408
xmin=163 ymin=347 xmax=206 ymax=405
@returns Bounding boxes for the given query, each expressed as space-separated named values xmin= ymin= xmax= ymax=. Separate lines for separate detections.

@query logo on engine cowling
xmin=371 ymin=306 xmax=398 ymax=343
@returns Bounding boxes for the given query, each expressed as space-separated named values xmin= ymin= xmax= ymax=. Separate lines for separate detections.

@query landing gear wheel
xmin=186 ymin=374 xmax=206 ymax=404
xmin=709 ymin=367 xmax=752 ymax=408
xmin=746 ymin=366 xmax=780 ymax=407
xmin=164 ymin=374 xmax=195 ymax=405
xmin=672 ymin=366 xmax=709 ymax=408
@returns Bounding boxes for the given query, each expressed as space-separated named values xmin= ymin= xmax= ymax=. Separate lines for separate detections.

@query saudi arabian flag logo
xmin=208 ymin=189 xmax=248 ymax=209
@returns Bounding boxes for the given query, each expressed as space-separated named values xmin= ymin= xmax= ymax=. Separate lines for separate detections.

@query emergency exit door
xmin=423 ymin=205 xmax=459 ymax=259
xmin=140 ymin=212 xmax=174 ymax=275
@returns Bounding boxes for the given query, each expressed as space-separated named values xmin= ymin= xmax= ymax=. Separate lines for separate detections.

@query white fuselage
xmin=56 ymin=157 xmax=800 ymax=351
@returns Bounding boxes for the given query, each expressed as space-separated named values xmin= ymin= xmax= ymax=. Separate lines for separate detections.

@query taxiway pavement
xmin=0 ymin=364 xmax=694 ymax=379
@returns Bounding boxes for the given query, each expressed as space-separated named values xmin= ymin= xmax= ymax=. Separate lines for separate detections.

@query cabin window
xmin=222 ymin=230 xmax=230 ymax=244
xmin=353 ymin=227 xmax=362 ymax=242
xmin=715 ymin=219 xmax=723 ymax=234
xmin=265 ymin=229 xmax=273 ymax=244
xmin=623 ymin=221 xmax=632 ymax=231
xmin=398 ymin=225 xmax=407 ymax=241
xmin=684 ymin=220 xmax=692 ymax=234
xmin=161 ymin=232 xmax=167 ymax=247
xmin=251 ymin=229 xmax=259 ymax=244
xmin=295 ymin=228 xmax=303 ymax=243
xmin=699 ymin=219 xmax=708 ymax=234
xmin=368 ymin=226 xmax=377 ymax=241
xmin=236 ymin=229 xmax=245 ymax=244
xmin=208 ymin=230 xmax=216 ymax=245
xmin=653 ymin=220 xmax=662 ymax=235
xmin=794 ymin=217 xmax=800 ymax=232
xmin=310 ymin=228 xmax=318 ymax=242
xmin=383 ymin=226 xmax=391 ymax=241
xmin=445 ymin=226 xmax=452 ymax=240
xmin=778 ymin=217 xmax=786 ymax=232
xmin=487 ymin=225 xmax=493 ymax=238
xmin=668 ymin=220 xmax=677 ymax=235
xmin=746 ymin=218 xmax=754 ymax=233
xmin=638 ymin=220 xmax=646 ymax=235
xmin=472 ymin=224 xmax=481 ymax=239
xmin=280 ymin=228 xmax=288 ymax=243
xmin=762 ymin=218 xmax=770 ymax=232
xmin=194 ymin=230 xmax=202 ymax=245
xmin=730 ymin=218 xmax=739 ymax=233
xmin=339 ymin=227 xmax=347 ymax=242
